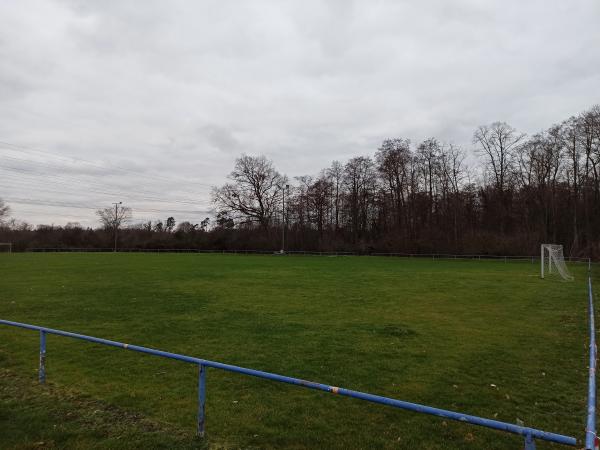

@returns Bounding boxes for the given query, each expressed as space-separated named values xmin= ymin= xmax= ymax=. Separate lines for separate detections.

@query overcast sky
xmin=1 ymin=0 xmax=599 ymax=227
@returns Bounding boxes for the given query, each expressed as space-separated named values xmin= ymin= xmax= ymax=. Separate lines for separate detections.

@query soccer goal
xmin=541 ymin=244 xmax=573 ymax=280
xmin=0 ymin=243 xmax=12 ymax=254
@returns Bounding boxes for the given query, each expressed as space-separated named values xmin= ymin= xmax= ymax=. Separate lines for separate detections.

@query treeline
xmin=1 ymin=105 xmax=599 ymax=257
xmin=212 ymin=105 xmax=600 ymax=257
xmin=0 ymin=222 xmax=273 ymax=252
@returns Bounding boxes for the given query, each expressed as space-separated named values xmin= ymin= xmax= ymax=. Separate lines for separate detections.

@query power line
xmin=2 ymin=155 xmax=213 ymax=199
xmin=0 ymin=140 xmax=219 ymax=223
xmin=0 ymin=161 xmax=211 ymax=206
xmin=0 ymin=170 xmax=212 ymax=208
xmin=5 ymin=197 xmax=212 ymax=215
xmin=6 ymin=208 xmax=91 ymax=218
xmin=0 ymin=140 xmax=217 ymax=188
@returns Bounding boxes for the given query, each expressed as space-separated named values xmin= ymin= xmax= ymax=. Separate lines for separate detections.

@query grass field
xmin=0 ymin=253 xmax=595 ymax=449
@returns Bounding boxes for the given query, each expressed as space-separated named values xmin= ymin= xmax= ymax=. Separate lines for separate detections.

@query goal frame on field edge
xmin=540 ymin=243 xmax=574 ymax=280
xmin=0 ymin=243 xmax=11 ymax=253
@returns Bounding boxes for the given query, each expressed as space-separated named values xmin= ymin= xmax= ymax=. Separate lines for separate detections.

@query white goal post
xmin=0 ymin=243 xmax=12 ymax=253
xmin=541 ymin=244 xmax=573 ymax=280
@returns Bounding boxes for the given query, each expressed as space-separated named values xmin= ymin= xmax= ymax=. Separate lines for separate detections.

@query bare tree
xmin=375 ymin=138 xmax=411 ymax=230
xmin=561 ymin=117 xmax=583 ymax=249
xmin=326 ymin=161 xmax=344 ymax=231
xmin=165 ymin=216 xmax=176 ymax=232
xmin=517 ymin=130 xmax=563 ymax=240
xmin=473 ymin=122 xmax=525 ymax=233
xmin=212 ymin=154 xmax=285 ymax=229
xmin=416 ymin=138 xmax=442 ymax=218
xmin=579 ymin=106 xmax=600 ymax=198
xmin=440 ymin=144 xmax=466 ymax=196
xmin=439 ymin=144 xmax=466 ymax=244
xmin=200 ymin=217 xmax=210 ymax=231
xmin=176 ymin=221 xmax=198 ymax=233
xmin=96 ymin=204 xmax=131 ymax=251
xmin=293 ymin=175 xmax=313 ymax=229
xmin=344 ymin=156 xmax=376 ymax=242
xmin=0 ymin=198 xmax=9 ymax=224
xmin=473 ymin=122 xmax=525 ymax=192
xmin=308 ymin=176 xmax=332 ymax=238
xmin=96 ymin=205 xmax=132 ymax=230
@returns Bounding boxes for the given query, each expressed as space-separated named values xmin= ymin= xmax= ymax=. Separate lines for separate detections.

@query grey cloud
xmin=199 ymin=125 xmax=240 ymax=153
xmin=0 ymin=0 xmax=599 ymax=226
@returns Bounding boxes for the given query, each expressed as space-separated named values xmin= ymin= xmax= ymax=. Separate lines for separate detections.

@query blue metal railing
xmin=586 ymin=274 xmax=598 ymax=449
xmin=0 ymin=319 xmax=578 ymax=448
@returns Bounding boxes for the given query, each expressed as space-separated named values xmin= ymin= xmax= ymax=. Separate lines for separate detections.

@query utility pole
xmin=112 ymin=202 xmax=122 ymax=252
xmin=281 ymin=184 xmax=289 ymax=253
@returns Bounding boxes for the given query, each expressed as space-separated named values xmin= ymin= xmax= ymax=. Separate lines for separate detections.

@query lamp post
xmin=112 ymin=202 xmax=122 ymax=252
xmin=281 ymin=184 xmax=289 ymax=253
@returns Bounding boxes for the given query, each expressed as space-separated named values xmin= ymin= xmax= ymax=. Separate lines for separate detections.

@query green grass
xmin=0 ymin=253 xmax=595 ymax=449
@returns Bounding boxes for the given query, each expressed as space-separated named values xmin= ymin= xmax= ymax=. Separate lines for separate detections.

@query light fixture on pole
xmin=112 ymin=202 xmax=122 ymax=253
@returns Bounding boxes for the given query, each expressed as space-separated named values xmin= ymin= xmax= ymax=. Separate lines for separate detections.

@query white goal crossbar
xmin=541 ymin=244 xmax=573 ymax=280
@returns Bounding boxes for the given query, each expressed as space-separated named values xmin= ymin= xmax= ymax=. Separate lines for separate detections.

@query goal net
xmin=0 ymin=243 xmax=12 ymax=253
xmin=541 ymin=244 xmax=573 ymax=280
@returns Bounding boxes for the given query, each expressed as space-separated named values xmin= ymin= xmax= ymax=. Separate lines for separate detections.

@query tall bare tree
xmin=473 ymin=122 xmax=525 ymax=192
xmin=326 ymin=161 xmax=344 ymax=231
xmin=375 ymin=138 xmax=411 ymax=231
xmin=439 ymin=144 xmax=466 ymax=244
xmin=308 ymin=176 xmax=332 ymax=238
xmin=96 ymin=205 xmax=132 ymax=230
xmin=561 ymin=117 xmax=582 ymax=249
xmin=416 ymin=138 xmax=441 ymax=219
xmin=212 ymin=154 xmax=285 ymax=229
xmin=96 ymin=204 xmax=131 ymax=251
xmin=344 ymin=156 xmax=376 ymax=243
xmin=165 ymin=216 xmax=176 ymax=232
xmin=474 ymin=122 xmax=525 ymax=233
xmin=0 ymin=198 xmax=9 ymax=224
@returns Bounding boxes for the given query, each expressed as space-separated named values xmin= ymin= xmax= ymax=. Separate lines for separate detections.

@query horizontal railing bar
xmin=0 ymin=318 xmax=577 ymax=446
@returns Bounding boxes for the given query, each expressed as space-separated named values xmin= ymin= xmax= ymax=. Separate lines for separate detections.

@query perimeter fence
xmin=22 ymin=247 xmax=594 ymax=263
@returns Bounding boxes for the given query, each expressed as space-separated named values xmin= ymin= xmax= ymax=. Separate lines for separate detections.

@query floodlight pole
xmin=112 ymin=202 xmax=122 ymax=253
xmin=281 ymin=184 xmax=289 ymax=253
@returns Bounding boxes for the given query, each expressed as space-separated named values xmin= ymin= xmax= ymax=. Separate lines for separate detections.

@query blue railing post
xmin=524 ymin=432 xmax=536 ymax=449
xmin=39 ymin=330 xmax=46 ymax=384
xmin=198 ymin=364 xmax=206 ymax=437
xmin=586 ymin=275 xmax=597 ymax=450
